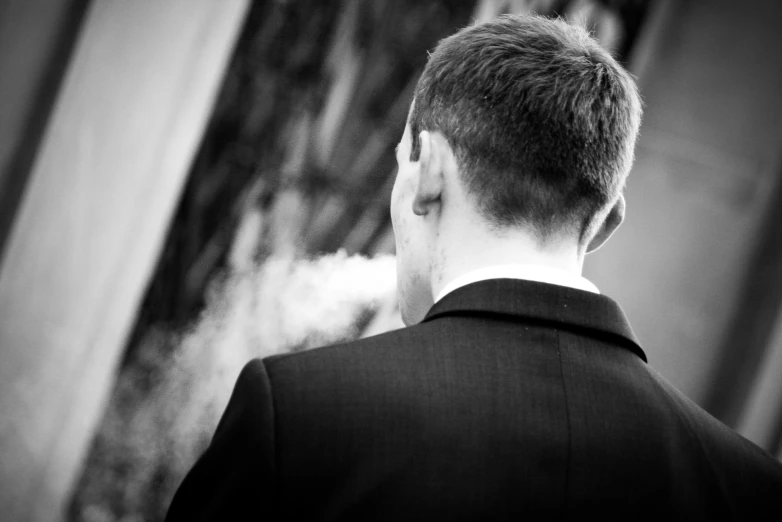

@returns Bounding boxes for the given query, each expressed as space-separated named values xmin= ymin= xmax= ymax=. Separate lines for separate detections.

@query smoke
xmin=73 ymin=251 xmax=399 ymax=522
xmin=169 ymin=250 xmax=398 ymax=441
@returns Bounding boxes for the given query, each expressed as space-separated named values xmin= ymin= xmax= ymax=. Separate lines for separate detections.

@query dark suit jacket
xmin=166 ymin=279 xmax=782 ymax=521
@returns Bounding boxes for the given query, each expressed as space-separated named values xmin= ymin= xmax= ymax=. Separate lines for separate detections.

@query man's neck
xmin=434 ymin=263 xmax=599 ymax=302
xmin=430 ymin=225 xmax=584 ymax=302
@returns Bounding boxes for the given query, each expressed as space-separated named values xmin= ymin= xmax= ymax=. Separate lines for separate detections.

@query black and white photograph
xmin=1 ymin=0 xmax=781 ymax=520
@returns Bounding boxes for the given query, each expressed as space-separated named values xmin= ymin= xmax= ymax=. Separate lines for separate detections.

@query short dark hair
xmin=409 ymin=14 xmax=642 ymax=242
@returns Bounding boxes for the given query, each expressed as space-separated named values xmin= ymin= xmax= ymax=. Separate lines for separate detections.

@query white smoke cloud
xmin=169 ymin=249 xmax=399 ymax=462
xmin=75 ymin=251 xmax=400 ymax=522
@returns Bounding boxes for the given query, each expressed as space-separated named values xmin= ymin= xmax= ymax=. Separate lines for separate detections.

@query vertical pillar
xmin=0 ymin=0 xmax=88 ymax=263
xmin=0 ymin=1 xmax=248 ymax=520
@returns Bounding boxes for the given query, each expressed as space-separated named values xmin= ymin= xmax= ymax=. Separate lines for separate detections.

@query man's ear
xmin=412 ymin=130 xmax=444 ymax=216
xmin=586 ymin=194 xmax=625 ymax=253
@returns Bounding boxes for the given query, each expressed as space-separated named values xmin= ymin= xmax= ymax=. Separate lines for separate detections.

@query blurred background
xmin=1 ymin=0 xmax=781 ymax=520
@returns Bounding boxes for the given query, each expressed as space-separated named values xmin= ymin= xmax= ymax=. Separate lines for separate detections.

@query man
xmin=166 ymin=14 xmax=782 ymax=521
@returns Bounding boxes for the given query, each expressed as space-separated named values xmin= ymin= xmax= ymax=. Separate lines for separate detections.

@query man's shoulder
xmin=262 ymin=321 xmax=437 ymax=377
xmin=259 ymin=310 xmax=539 ymax=381
xmin=645 ymin=368 xmax=782 ymax=488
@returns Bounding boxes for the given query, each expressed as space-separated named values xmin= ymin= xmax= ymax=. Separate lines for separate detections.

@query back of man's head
xmin=408 ymin=14 xmax=642 ymax=244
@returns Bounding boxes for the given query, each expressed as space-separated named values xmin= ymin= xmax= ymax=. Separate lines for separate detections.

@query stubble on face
xmin=430 ymin=240 xmax=445 ymax=292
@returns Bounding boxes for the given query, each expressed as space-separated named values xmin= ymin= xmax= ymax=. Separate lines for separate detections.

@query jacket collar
xmin=422 ymin=278 xmax=646 ymax=363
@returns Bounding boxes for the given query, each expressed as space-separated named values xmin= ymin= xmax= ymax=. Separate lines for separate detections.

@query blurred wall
xmin=586 ymin=0 xmax=782 ymax=408
xmin=0 ymin=0 xmax=86 ymax=262
xmin=0 ymin=1 xmax=249 ymax=520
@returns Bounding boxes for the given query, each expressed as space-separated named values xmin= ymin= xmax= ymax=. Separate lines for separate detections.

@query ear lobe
xmin=586 ymin=194 xmax=625 ymax=253
xmin=412 ymin=130 xmax=444 ymax=216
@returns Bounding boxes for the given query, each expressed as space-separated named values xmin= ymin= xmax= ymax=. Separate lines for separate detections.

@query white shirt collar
xmin=435 ymin=264 xmax=599 ymax=303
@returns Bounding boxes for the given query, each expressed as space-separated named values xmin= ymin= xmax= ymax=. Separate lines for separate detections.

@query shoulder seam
xmin=556 ymin=329 xmax=572 ymax=520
